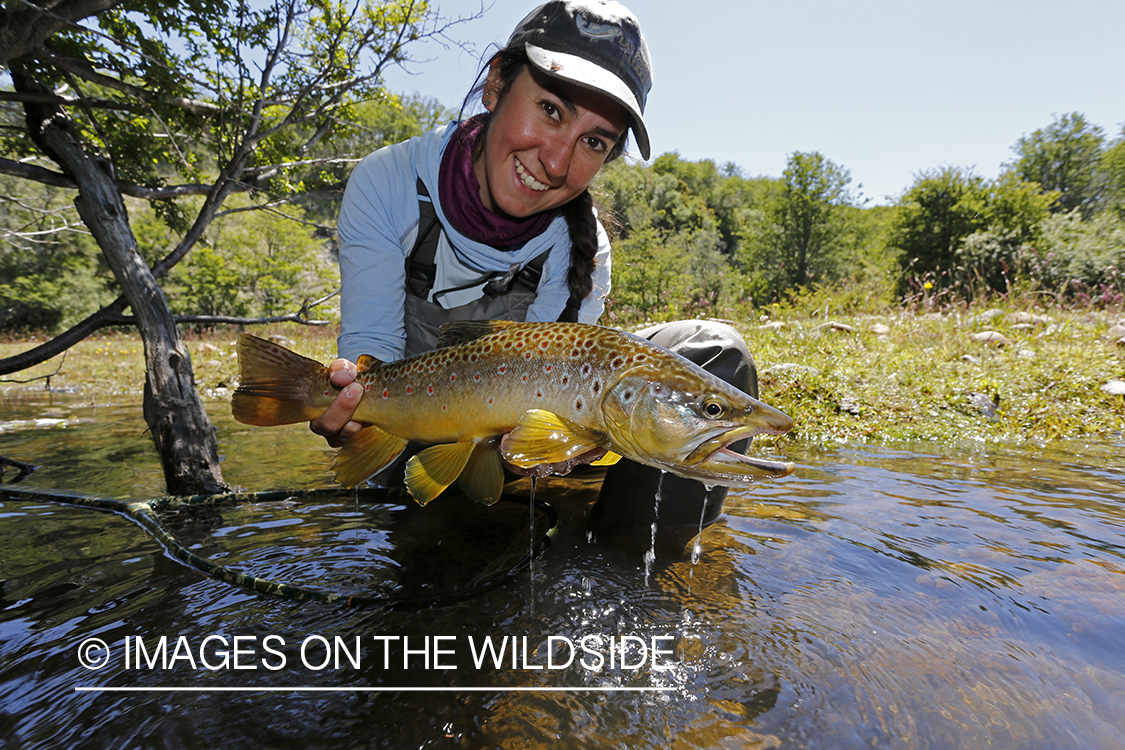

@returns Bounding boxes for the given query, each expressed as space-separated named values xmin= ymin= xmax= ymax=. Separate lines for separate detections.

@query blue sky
xmin=383 ymin=0 xmax=1125 ymax=205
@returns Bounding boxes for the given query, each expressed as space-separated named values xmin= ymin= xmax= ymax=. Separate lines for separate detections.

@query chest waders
xmin=402 ymin=179 xmax=580 ymax=357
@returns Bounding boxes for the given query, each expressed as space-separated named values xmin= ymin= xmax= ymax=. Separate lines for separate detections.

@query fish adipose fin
xmin=404 ymin=442 xmax=477 ymax=506
xmin=455 ymin=442 xmax=505 ymax=506
xmin=355 ymin=354 xmax=382 ymax=372
xmin=436 ymin=320 xmax=516 ymax=348
xmin=232 ymin=334 xmax=327 ymax=425
xmin=500 ymin=409 xmax=607 ymax=468
xmin=333 ymin=425 xmax=409 ymax=488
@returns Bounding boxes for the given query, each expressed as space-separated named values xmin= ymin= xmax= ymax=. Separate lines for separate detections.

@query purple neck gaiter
xmin=438 ymin=117 xmax=556 ymax=248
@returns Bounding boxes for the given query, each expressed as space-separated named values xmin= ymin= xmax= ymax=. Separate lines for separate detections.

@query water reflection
xmin=1 ymin=391 xmax=1124 ymax=748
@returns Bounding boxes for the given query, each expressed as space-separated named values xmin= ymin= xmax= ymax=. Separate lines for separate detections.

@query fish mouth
xmin=694 ymin=443 xmax=796 ymax=481
xmin=681 ymin=407 xmax=796 ymax=482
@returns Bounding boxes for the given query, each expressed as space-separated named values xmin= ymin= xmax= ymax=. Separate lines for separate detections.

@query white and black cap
xmin=507 ymin=0 xmax=653 ymax=159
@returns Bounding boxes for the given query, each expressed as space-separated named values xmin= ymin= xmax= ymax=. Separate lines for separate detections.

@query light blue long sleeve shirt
xmin=336 ymin=122 xmax=612 ymax=363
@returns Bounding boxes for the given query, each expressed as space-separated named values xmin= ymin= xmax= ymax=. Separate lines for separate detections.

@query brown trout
xmin=232 ymin=321 xmax=795 ymax=505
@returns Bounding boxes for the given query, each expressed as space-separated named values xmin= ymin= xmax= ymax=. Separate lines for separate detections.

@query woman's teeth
xmin=515 ymin=158 xmax=548 ymax=192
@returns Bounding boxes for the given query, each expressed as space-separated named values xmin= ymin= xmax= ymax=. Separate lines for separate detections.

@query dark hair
xmin=460 ymin=47 xmax=626 ymax=307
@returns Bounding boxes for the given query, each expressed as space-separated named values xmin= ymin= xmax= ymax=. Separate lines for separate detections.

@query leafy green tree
xmin=1028 ymin=210 xmax=1125 ymax=302
xmin=740 ymin=151 xmax=856 ymax=300
xmin=1102 ymin=126 xmax=1125 ymax=218
xmin=889 ymin=167 xmax=990 ymax=289
xmin=1 ymin=0 xmax=478 ymax=493
xmin=1009 ymin=112 xmax=1106 ymax=218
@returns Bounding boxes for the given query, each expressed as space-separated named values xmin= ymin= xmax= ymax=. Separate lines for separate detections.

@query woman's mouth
xmin=515 ymin=157 xmax=549 ymax=192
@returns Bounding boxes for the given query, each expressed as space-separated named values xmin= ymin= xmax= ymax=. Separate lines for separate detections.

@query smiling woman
xmin=306 ymin=0 xmax=774 ymax=557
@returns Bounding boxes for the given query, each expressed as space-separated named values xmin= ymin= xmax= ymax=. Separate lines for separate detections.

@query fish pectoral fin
xmin=590 ymin=450 xmax=622 ymax=466
xmin=332 ymin=425 xmax=408 ymax=488
xmin=404 ymin=442 xmax=476 ymax=506
xmin=455 ymin=442 xmax=505 ymax=506
xmin=500 ymin=409 xmax=606 ymax=468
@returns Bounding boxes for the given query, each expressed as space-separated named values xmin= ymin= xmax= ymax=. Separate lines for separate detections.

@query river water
xmin=1 ymin=389 xmax=1124 ymax=749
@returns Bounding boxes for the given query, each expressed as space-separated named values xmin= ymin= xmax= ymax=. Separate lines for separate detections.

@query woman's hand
xmin=500 ymin=447 xmax=608 ymax=479
xmin=309 ymin=358 xmax=366 ymax=447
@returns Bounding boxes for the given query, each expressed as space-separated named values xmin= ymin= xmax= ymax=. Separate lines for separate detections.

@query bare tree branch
xmin=0 ymin=0 xmax=124 ymax=67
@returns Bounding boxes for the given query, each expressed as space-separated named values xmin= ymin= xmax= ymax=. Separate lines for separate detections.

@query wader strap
xmin=405 ymin=178 xmax=581 ymax=319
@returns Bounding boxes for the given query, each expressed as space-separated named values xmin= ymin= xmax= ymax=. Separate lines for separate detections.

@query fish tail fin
xmin=333 ymin=425 xmax=409 ymax=488
xmin=232 ymin=334 xmax=328 ymax=426
xmin=456 ymin=442 xmax=505 ymax=506
xmin=404 ymin=442 xmax=476 ymax=506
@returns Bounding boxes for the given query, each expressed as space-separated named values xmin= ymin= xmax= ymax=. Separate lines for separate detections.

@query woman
xmin=312 ymin=0 xmax=759 ymax=557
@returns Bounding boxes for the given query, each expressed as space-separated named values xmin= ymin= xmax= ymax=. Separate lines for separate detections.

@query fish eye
xmin=702 ymin=400 xmax=726 ymax=419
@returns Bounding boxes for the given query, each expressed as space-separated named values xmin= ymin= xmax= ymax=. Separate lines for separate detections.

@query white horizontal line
xmin=76 ymin=686 xmax=676 ymax=693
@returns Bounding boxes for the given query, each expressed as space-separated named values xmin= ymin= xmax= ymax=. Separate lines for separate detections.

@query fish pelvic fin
xmin=455 ymin=442 xmax=505 ymax=506
xmin=590 ymin=451 xmax=622 ymax=467
xmin=232 ymin=334 xmax=326 ymax=425
xmin=404 ymin=442 xmax=476 ymax=506
xmin=436 ymin=319 xmax=516 ymax=348
xmin=500 ymin=409 xmax=607 ymax=468
xmin=333 ymin=425 xmax=409 ymax=488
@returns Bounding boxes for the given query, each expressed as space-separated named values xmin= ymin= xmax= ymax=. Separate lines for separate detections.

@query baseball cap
xmin=507 ymin=0 xmax=653 ymax=159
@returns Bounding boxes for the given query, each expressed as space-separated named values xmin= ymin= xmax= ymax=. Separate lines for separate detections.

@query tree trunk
xmin=14 ymin=68 xmax=227 ymax=495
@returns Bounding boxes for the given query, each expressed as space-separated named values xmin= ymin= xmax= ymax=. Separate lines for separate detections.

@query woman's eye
xmin=585 ymin=136 xmax=607 ymax=152
xmin=540 ymin=101 xmax=560 ymax=120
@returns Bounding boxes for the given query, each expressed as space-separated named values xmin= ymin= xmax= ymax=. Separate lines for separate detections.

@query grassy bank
xmin=3 ymin=301 xmax=1123 ymax=448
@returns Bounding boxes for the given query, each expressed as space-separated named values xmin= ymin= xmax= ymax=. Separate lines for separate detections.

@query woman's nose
xmin=538 ymin=136 xmax=574 ymax=183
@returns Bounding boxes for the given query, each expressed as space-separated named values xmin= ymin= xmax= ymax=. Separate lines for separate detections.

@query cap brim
xmin=525 ymin=42 xmax=650 ymax=160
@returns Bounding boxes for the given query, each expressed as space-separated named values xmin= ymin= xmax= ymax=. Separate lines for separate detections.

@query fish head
xmin=600 ymin=362 xmax=796 ymax=485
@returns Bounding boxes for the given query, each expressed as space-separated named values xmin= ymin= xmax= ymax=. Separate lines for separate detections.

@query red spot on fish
xmin=427 ymin=385 xmax=434 ymax=395
xmin=612 ymin=357 xmax=624 ymax=368
xmin=474 ymin=373 xmax=482 ymax=383
xmin=405 ymin=385 xmax=413 ymax=395
xmin=521 ymin=375 xmax=528 ymax=382
xmin=382 ymin=389 xmax=389 ymax=399
xmin=488 ymin=397 xmax=494 ymax=405
xmin=450 ymin=373 xmax=457 ymax=382
xmin=536 ymin=390 xmax=542 ymax=398
xmin=429 ymin=364 xmax=436 ymax=372
xmin=544 ymin=364 xmax=552 ymax=372
xmin=498 ymin=365 xmax=507 ymax=374
xmin=523 ymin=352 xmax=532 ymax=360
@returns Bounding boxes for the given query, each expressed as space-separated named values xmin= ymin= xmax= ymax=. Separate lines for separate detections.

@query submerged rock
xmin=967 ymin=392 xmax=1000 ymax=420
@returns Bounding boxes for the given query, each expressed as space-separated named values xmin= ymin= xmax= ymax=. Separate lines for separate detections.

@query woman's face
xmin=475 ymin=64 xmax=628 ymax=218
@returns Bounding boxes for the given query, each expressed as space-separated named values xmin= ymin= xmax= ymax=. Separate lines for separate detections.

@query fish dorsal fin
xmin=500 ymin=409 xmax=607 ymax=468
xmin=455 ymin=442 xmax=505 ymax=506
xmin=436 ymin=320 xmax=517 ymax=349
xmin=404 ymin=442 xmax=476 ymax=506
xmin=355 ymin=354 xmax=381 ymax=372
xmin=333 ymin=425 xmax=409 ymax=488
